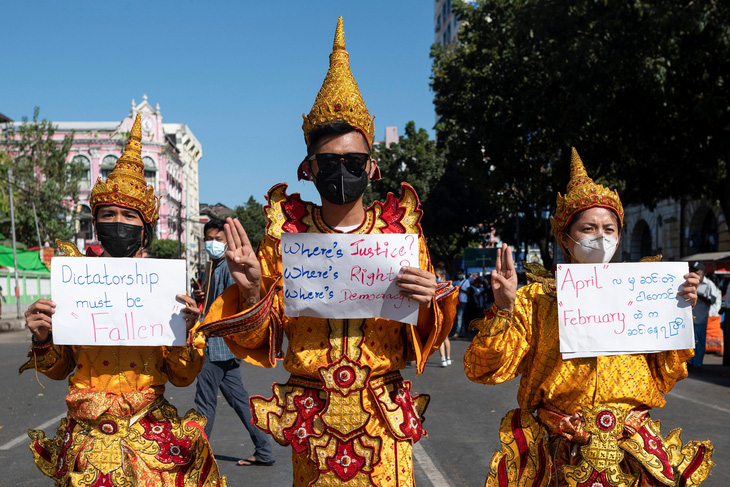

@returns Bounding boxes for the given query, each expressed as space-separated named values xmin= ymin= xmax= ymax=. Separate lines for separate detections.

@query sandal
xmin=237 ymin=456 xmax=275 ymax=466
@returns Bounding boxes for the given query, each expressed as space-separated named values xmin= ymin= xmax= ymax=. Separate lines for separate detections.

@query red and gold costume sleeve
xmin=19 ymin=341 xmax=77 ymax=380
xmin=161 ymin=330 xmax=206 ymax=387
xmin=464 ymin=280 xmax=692 ymax=414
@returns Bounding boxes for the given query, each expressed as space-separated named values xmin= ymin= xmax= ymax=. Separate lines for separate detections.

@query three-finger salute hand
xmin=492 ymin=243 xmax=517 ymax=313
xmin=224 ymin=217 xmax=261 ymax=302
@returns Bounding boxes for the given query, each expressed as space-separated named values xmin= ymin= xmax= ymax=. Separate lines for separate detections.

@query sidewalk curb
xmin=0 ymin=318 xmax=26 ymax=332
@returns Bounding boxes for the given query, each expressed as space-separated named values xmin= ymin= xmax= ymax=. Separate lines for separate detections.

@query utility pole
xmin=177 ymin=203 xmax=182 ymax=259
xmin=8 ymin=169 xmax=21 ymax=318
xmin=32 ymin=202 xmax=43 ymax=258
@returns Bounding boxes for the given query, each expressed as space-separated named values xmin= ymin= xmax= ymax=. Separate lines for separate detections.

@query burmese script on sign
xmin=51 ymin=257 xmax=188 ymax=346
xmin=555 ymin=262 xmax=693 ymax=358
xmin=281 ymin=233 xmax=420 ymax=325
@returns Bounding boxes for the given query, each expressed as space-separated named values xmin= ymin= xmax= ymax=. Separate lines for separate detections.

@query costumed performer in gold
xmin=20 ymin=114 xmax=226 ymax=486
xmin=464 ymin=148 xmax=714 ymax=487
xmin=199 ymin=17 xmax=458 ymax=487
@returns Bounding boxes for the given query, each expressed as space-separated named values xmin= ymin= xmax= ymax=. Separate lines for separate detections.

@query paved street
xmin=1 ymin=329 xmax=728 ymax=486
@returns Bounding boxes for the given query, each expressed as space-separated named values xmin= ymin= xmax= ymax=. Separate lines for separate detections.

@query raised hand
xmin=176 ymin=294 xmax=202 ymax=332
xmin=492 ymin=243 xmax=517 ymax=313
xmin=25 ymin=298 xmax=55 ymax=343
xmin=224 ymin=217 xmax=262 ymax=306
xmin=396 ymin=267 xmax=437 ymax=307
xmin=678 ymin=271 xmax=700 ymax=308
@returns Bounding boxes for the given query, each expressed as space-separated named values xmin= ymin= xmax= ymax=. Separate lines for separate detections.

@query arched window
xmin=142 ymin=156 xmax=157 ymax=186
xmin=77 ymin=204 xmax=94 ymax=240
xmin=72 ymin=155 xmax=92 ymax=187
xmin=101 ymin=155 xmax=118 ymax=179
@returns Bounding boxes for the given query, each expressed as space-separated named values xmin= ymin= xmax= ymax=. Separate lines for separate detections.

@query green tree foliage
xmin=366 ymin=121 xmax=485 ymax=269
xmin=234 ymin=196 xmax=266 ymax=250
xmin=147 ymin=239 xmax=179 ymax=259
xmin=432 ymin=1 xmax=730 ymax=266
xmin=367 ymin=121 xmax=447 ymax=202
xmin=0 ymin=107 xmax=82 ymax=244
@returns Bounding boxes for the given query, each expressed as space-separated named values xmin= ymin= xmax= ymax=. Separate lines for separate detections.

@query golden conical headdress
xmin=90 ymin=113 xmax=160 ymax=223
xmin=550 ymin=147 xmax=623 ymax=239
xmin=302 ymin=16 xmax=375 ymax=148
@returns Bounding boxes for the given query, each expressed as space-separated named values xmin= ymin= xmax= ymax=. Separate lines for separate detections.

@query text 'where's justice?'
xmin=51 ymin=257 xmax=188 ymax=346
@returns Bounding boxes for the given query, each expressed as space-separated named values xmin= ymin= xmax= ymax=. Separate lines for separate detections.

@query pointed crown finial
xmin=90 ymin=113 xmax=159 ymax=223
xmin=302 ymin=16 xmax=374 ymax=148
xmin=551 ymin=147 xmax=624 ymax=241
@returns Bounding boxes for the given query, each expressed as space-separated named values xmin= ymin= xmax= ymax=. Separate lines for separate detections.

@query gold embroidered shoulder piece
xmin=640 ymin=255 xmax=663 ymax=263
xmin=262 ymin=182 xmax=423 ymax=255
xmin=523 ymin=262 xmax=556 ymax=297
xmin=55 ymin=239 xmax=83 ymax=257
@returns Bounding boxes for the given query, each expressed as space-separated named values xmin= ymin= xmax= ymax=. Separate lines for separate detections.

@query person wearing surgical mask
xmin=199 ymin=18 xmax=458 ymax=485
xmin=194 ymin=218 xmax=274 ymax=467
xmin=558 ymin=207 xmax=620 ymax=264
xmin=463 ymin=148 xmax=712 ymax=486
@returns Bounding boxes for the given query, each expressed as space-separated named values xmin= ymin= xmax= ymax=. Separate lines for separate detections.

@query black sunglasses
xmin=308 ymin=152 xmax=370 ymax=176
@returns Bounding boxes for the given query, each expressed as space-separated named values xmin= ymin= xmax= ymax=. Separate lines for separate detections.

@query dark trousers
xmin=194 ymin=356 xmax=274 ymax=462
xmin=691 ymin=320 xmax=707 ymax=368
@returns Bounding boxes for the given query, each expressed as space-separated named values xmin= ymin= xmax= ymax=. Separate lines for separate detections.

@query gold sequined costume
xmin=201 ymin=18 xmax=457 ymax=485
xmin=201 ymin=182 xmax=456 ymax=486
xmin=464 ymin=149 xmax=713 ymax=486
xmin=20 ymin=114 xmax=226 ymax=486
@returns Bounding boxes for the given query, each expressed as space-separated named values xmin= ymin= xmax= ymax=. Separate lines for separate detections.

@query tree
xmin=366 ymin=121 xmax=489 ymax=270
xmin=147 ymin=239 xmax=179 ymax=259
xmin=0 ymin=107 xmax=83 ymax=245
xmin=431 ymin=1 xmax=730 ymax=266
xmin=367 ymin=121 xmax=447 ymax=203
xmin=234 ymin=196 xmax=267 ymax=250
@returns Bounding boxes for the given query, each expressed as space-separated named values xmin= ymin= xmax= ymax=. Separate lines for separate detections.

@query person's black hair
xmin=307 ymin=121 xmax=369 ymax=156
xmin=142 ymin=221 xmax=154 ymax=248
xmin=204 ymin=218 xmax=226 ymax=235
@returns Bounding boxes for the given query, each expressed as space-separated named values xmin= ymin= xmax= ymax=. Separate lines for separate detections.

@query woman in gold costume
xmin=20 ymin=114 xmax=226 ymax=486
xmin=464 ymin=148 xmax=713 ymax=487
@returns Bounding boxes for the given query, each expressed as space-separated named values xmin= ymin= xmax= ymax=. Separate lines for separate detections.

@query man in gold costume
xmin=21 ymin=114 xmax=226 ymax=486
xmin=200 ymin=17 xmax=457 ymax=487
xmin=464 ymin=148 xmax=714 ymax=487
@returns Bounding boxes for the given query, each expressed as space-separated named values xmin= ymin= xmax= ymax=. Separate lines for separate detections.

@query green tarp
xmin=0 ymin=245 xmax=50 ymax=273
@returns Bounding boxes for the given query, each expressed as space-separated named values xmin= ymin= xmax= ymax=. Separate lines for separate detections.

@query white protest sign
xmin=51 ymin=257 xmax=188 ymax=346
xmin=555 ymin=262 xmax=693 ymax=358
xmin=281 ymin=233 xmax=420 ymax=325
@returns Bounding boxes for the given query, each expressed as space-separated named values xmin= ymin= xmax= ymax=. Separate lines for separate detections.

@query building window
xmin=72 ymin=155 xmax=92 ymax=187
xmin=77 ymin=204 xmax=94 ymax=240
xmin=101 ymin=155 xmax=117 ymax=179
xmin=142 ymin=156 xmax=157 ymax=186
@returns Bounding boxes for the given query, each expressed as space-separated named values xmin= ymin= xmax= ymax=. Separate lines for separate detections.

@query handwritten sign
xmin=556 ymin=262 xmax=693 ymax=358
xmin=51 ymin=257 xmax=188 ymax=346
xmin=281 ymin=233 xmax=419 ymax=325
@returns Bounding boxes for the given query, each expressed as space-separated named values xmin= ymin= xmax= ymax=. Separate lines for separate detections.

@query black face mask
xmin=96 ymin=222 xmax=144 ymax=257
xmin=314 ymin=163 xmax=369 ymax=206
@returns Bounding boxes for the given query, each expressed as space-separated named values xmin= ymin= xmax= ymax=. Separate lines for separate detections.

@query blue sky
xmin=2 ymin=1 xmax=439 ymax=208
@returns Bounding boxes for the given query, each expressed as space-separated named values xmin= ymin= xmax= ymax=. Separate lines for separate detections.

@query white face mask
xmin=567 ymin=234 xmax=617 ymax=264
xmin=205 ymin=240 xmax=227 ymax=260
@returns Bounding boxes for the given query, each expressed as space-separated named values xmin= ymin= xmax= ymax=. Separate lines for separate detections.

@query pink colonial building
xmin=52 ymin=95 xmax=204 ymax=278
